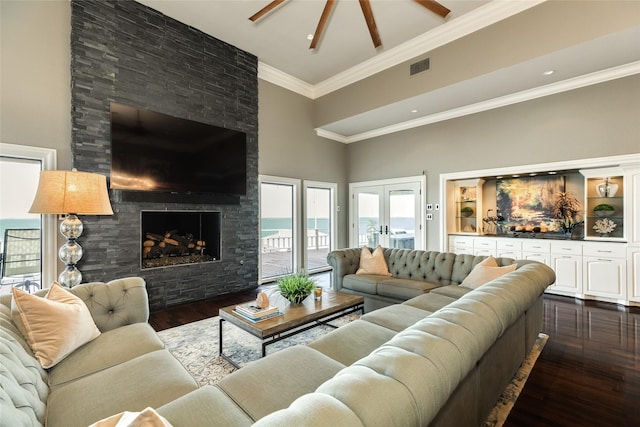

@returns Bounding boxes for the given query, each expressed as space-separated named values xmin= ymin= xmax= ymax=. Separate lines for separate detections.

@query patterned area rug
xmin=157 ymin=317 xmax=547 ymax=427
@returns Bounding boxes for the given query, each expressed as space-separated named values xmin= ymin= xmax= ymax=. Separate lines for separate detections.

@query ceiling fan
xmin=249 ymin=0 xmax=451 ymax=49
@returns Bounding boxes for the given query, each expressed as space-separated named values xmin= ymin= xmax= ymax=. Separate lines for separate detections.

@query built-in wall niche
xmin=141 ymin=211 xmax=221 ymax=269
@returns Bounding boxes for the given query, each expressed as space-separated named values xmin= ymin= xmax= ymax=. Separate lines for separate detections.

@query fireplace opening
xmin=141 ymin=210 xmax=221 ymax=269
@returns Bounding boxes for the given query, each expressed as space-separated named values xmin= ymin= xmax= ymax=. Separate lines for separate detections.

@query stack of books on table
xmin=233 ymin=304 xmax=282 ymax=322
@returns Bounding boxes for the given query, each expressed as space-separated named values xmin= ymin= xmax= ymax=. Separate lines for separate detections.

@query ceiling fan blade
xmin=359 ymin=0 xmax=381 ymax=48
xmin=413 ymin=0 xmax=451 ymax=18
xmin=249 ymin=0 xmax=287 ymax=22
xmin=310 ymin=0 xmax=337 ymax=50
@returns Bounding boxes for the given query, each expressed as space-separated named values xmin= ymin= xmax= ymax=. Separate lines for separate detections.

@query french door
xmin=259 ymin=176 xmax=337 ymax=283
xmin=350 ymin=177 xmax=425 ymax=250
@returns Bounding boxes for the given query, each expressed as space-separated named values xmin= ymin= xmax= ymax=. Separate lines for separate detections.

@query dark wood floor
xmin=149 ymin=291 xmax=640 ymax=426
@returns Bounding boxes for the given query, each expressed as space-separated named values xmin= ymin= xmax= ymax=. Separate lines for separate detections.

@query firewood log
xmin=164 ymin=238 xmax=179 ymax=246
xmin=146 ymin=233 xmax=164 ymax=242
xmin=159 ymin=241 xmax=166 ymax=248
xmin=143 ymin=240 xmax=155 ymax=247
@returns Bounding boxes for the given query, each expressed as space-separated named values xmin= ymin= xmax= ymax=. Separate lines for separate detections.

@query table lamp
xmin=29 ymin=169 xmax=113 ymax=287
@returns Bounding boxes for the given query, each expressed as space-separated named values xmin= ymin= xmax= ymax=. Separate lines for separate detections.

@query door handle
xmin=385 ymin=225 xmax=389 ymax=235
xmin=379 ymin=226 xmax=383 ymax=235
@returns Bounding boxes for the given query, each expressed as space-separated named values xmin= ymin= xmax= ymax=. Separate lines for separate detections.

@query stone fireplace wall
xmin=69 ymin=0 xmax=259 ymax=310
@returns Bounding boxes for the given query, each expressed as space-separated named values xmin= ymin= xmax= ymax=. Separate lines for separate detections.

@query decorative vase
xmin=606 ymin=183 xmax=619 ymax=197
xmin=461 ymin=209 xmax=473 ymax=217
xmin=594 ymin=210 xmax=614 ymax=217
xmin=599 ymin=233 xmax=610 ymax=238
xmin=596 ymin=182 xmax=608 ymax=197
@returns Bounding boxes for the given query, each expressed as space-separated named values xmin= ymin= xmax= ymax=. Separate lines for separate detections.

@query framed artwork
xmin=496 ymin=176 xmax=565 ymax=232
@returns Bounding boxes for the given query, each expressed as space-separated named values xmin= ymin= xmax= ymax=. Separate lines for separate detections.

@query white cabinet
xmin=583 ymin=243 xmax=627 ymax=301
xmin=628 ymin=247 xmax=640 ymax=303
xmin=522 ymin=241 xmax=550 ymax=266
xmin=448 ymin=235 xmax=474 ymax=255
xmin=496 ymin=239 xmax=522 ymax=259
xmin=549 ymin=241 xmax=583 ymax=295
xmin=473 ymin=238 xmax=496 ymax=257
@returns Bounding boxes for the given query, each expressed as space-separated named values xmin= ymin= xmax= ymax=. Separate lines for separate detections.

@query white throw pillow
xmin=460 ymin=257 xmax=517 ymax=289
xmin=356 ymin=245 xmax=391 ymax=276
xmin=11 ymin=282 xmax=101 ymax=368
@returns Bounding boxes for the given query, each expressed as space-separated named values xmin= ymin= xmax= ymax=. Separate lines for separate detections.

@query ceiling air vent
xmin=410 ymin=58 xmax=430 ymax=76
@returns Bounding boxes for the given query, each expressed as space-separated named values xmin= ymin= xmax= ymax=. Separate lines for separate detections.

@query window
xmin=0 ymin=143 xmax=56 ymax=293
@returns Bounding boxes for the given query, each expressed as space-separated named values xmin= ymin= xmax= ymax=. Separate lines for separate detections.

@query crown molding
xmin=258 ymin=0 xmax=547 ymax=100
xmin=258 ymin=62 xmax=315 ymax=98
xmin=316 ymin=61 xmax=640 ymax=144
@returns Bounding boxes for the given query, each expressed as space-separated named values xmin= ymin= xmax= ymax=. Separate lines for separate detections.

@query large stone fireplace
xmin=69 ymin=0 xmax=259 ymax=310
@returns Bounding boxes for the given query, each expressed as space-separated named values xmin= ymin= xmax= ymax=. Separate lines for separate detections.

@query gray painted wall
xmin=345 ymin=75 xmax=640 ymax=249
xmin=258 ymin=80 xmax=350 ymax=248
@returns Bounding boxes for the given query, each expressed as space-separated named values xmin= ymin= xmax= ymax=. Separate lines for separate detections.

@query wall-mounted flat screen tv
xmin=110 ymin=102 xmax=247 ymax=196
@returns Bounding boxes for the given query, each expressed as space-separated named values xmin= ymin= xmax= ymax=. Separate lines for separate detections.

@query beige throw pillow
xmin=11 ymin=282 xmax=101 ymax=368
xmin=460 ymin=256 xmax=517 ymax=289
xmin=90 ymin=407 xmax=174 ymax=427
xmin=356 ymin=245 xmax=391 ymax=276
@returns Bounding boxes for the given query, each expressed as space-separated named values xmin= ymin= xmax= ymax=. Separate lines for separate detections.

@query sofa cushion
xmin=252 ymin=393 xmax=365 ymax=427
xmin=90 ymin=407 xmax=173 ymax=427
xmin=361 ymin=304 xmax=431 ymax=332
xmin=430 ymin=285 xmax=473 ymax=299
xmin=46 ymin=349 xmax=198 ymax=427
xmin=377 ymin=278 xmax=440 ymax=300
xmin=342 ymin=274 xmax=384 ymax=295
xmin=49 ymin=322 xmax=166 ymax=386
xmin=356 ymin=246 xmax=391 ymax=276
xmin=403 ymin=292 xmax=459 ymax=312
xmin=308 ymin=319 xmax=397 ymax=366
xmin=158 ymin=386 xmax=253 ymax=427
xmin=11 ymin=283 xmax=101 ymax=368
xmin=218 ymin=346 xmax=344 ymax=421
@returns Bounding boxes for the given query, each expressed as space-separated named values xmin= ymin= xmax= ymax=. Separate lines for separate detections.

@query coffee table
xmin=219 ymin=290 xmax=364 ymax=368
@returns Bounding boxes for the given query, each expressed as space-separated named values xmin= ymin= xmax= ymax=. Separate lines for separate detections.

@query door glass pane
xmin=389 ymin=189 xmax=416 ymax=249
xmin=306 ymin=187 xmax=331 ymax=271
xmin=1 ymin=157 xmax=42 ymax=294
xmin=261 ymin=182 xmax=294 ymax=279
xmin=358 ymin=192 xmax=380 ymax=247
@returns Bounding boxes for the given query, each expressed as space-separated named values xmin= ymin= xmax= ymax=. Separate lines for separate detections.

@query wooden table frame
xmin=218 ymin=291 xmax=364 ymax=368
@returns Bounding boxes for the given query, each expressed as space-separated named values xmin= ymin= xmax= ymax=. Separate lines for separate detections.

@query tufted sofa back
xmin=328 ymin=247 xmax=517 ymax=290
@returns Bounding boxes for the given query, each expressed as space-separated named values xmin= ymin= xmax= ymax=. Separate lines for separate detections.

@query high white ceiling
xmin=136 ymin=0 xmax=640 ymax=143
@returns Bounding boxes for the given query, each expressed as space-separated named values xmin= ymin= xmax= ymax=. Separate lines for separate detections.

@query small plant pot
xmin=594 ymin=210 xmax=614 ymax=217
xmin=461 ymin=209 xmax=474 ymax=217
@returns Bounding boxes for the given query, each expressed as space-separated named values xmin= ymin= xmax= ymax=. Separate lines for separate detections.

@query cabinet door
xmin=629 ymin=248 xmax=640 ymax=302
xmin=523 ymin=252 xmax=550 ymax=266
xmin=583 ymin=256 xmax=626 ymax=300
xmin=550 ymin=254 xmax=582 ymax=294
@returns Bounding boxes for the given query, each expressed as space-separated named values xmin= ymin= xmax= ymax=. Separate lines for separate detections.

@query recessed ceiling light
xmin=548 ymin=171 xmax=557 ymax=175
xmin=512 ymin=174 xmax=520 ymax=178
xmin=496 ymin=176 xmax=503 ymax=180
xmin=529 ymin=173 xmax=537 ymax=176
xmin=411 ymin=109 xmax=418 ymax=113
xmin=307 ymin=34 xmax=314 ymax=41
xmin=543 ymin=70 xmax=555 ymax=76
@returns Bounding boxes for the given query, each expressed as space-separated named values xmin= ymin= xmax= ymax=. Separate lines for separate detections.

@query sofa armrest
xmin=69 ymin=277 xmax=149 ymax=332
xmin=326 ymin=248 xmax=362 ymax=291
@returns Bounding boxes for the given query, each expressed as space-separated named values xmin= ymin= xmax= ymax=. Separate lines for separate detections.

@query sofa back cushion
xmin=383 ymin=249 xmax=458 ymax=285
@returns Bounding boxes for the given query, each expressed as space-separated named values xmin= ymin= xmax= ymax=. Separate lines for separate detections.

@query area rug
xmin=157 ymin=317 xmax=547 ymax=426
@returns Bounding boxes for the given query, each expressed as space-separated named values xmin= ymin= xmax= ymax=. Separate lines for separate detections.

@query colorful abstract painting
xmin=496 ymin=176 xmax=564 ymax=230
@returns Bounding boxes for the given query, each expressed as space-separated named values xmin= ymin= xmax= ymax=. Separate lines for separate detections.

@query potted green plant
xmin=593 ymin=203 xmax=615 ymax=217
xmin=460 ymin=206 xmax=474 ymax=217
xmin=276 ymin=271 xmax=316 ymax=304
